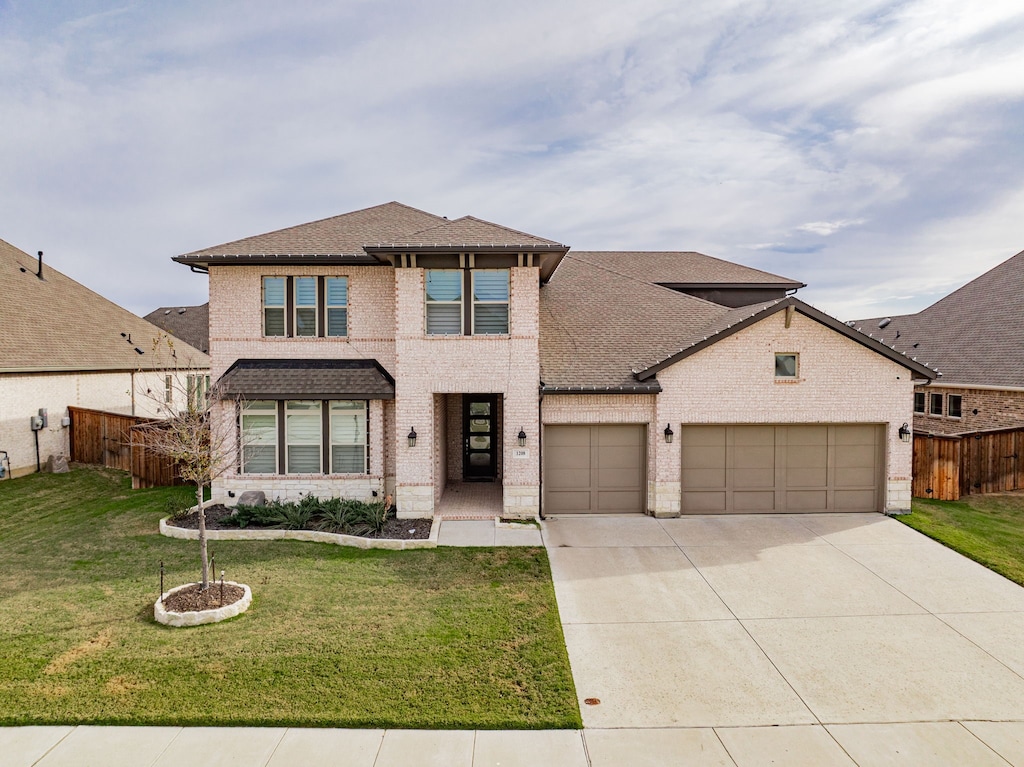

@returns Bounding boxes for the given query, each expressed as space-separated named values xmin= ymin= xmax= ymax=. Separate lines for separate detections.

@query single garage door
xmin=544 ymin=424 xmax=646 ymax=514
xmin=681 ymin=424 xmax=883 ymax=513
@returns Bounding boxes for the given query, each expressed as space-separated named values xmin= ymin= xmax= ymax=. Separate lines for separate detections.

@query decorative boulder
xmin=46 ymin=454 xmax=70 ymax=473
xmin=236 ymin=490 xmax=266 ymax=506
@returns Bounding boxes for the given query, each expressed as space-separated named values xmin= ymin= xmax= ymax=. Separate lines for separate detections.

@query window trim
xmin=774 ymin=352 xmax=799 ymax=379
xmin=329 ymin=400 xmax=369 ymax=474
xmin=471 ymin=269 xmax=510 ymax=335
xmin=913 ymin=391 xmax=926 ymax=414
xmin=325 ymin=276 xmax=349 ymax=338
xmin=240 ymin=400 xmax=279 ymax=474
xmin=948 ymin=394 xmax=963 ymax=419
xmin=262 ymin=276 xmax=287 ymax=337
xmin=425 ymin=268 xmax=513 ymax=336
xmin=285 ymin=400 xmax=323 ymax=474
xmin=425 ymin=269 xmax=464 ymax=336
xmin=240 ymin=399 xmax=371 ymax=476
xmin=929 ymin=392 xmax=944 ymax=416
xmin=293 ymin=276 xmax=318 ymax=338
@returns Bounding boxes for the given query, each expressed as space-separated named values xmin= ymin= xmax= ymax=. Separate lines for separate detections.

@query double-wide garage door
xmin=680 ymin=424 xmax=884 ymax=514
xmin=544 ymin=424 xmax=646 ymax=514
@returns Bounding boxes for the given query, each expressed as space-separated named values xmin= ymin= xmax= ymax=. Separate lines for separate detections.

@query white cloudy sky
xmin=2 ymin=0 xmax=1023 ymax=320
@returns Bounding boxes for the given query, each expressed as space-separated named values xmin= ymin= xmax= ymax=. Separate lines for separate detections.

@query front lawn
xmin=0 ymin=467 xmax=580 ymax=728
xmin=897 ymin=494 xmax=1024 ymax=586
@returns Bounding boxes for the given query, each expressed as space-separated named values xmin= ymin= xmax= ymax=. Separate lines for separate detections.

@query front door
xmin=463 ymin=395 xmax=498 ymax=481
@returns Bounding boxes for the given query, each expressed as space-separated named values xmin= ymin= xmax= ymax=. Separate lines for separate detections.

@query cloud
xmin=796 ymin=219 xmax=866 ymax=236
xmin=0 ymin=0 xmax=1022 ymax=322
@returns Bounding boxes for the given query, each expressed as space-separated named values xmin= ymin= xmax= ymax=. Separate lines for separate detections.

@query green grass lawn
xmin=0 ymin=467 xmax=580 ymax=729
xmin=897 ymin=493 xmax=1024 ymax=586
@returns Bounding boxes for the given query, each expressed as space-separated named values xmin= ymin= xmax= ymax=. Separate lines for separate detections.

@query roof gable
xmin=636 ymin=297 xmax=936 ymax=381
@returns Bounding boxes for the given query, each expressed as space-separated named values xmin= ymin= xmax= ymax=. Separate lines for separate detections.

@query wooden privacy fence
xmin=913 ymin=427 xmax=1024 ymax=500
xmin=68 ymin=407 xmax=184 ymax=489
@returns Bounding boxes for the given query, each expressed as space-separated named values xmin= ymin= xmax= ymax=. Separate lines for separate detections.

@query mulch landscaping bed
xmin=168 ymin=504 xmax=433 ymax=540
xmin=162 ymin=582 xmax=245 ymax=612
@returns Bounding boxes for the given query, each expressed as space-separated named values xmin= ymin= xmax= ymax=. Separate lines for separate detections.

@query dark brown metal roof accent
xmin=540 ymin=382 xmax=663 ymax=394
xmin=218 ymin=358 xmax=395 ymax=400
xmin=634 ymin=297 xmax=937 ymax=381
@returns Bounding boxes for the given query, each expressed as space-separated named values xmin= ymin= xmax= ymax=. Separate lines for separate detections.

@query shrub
xmin=222 ymin=495 xmax=394 ymax=535
xmin=165 ymin=493 xmax=196 ymax=521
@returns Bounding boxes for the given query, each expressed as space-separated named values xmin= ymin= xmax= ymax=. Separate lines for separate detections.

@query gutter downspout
xmin=537 ymin=389 xmax=544 ymax=520
xmin=130 ymin=371 xmax=136 ymax=416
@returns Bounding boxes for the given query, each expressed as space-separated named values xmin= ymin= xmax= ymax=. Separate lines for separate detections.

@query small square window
xmin=913 ymin=391 xmax=925 ymax=414
xmin=948 ymin=394 xmax=962 ymax=419
xmin=929 ymin=392 xmax=943 ymax=415
xmin=775 ymin=353 xmax=798 ymax=378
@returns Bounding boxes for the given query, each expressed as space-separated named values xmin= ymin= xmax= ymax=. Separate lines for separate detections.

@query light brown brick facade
xmin=206 ymin=259 xmax=917 ymax=517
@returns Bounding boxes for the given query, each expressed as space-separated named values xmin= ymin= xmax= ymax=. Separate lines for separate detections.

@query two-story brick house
xmin=174 ymin=202 xmax=934 ymax=518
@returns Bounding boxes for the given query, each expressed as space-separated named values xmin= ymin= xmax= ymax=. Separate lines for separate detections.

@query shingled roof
xmin=850 ymin=249 xmax=1024 ymax=388
xmin=541 ymin=254 xmax=936 ymax=391
xmin=364 ymin=216 xmax=565 ymax=250
xmin=218 ymin=359 xmax=395 ymax=400
xmin=540 ymin=255 xmax=730 ymax=390
xmin=144 ymin=303 xmax=209 ymax=354
xmin=0 ymin=239 xmax=209 ymax=373
xmin=175 ymin=202 xmax=446 ymax=265
xmin=568 ymin=251 xmax=804 ymax=288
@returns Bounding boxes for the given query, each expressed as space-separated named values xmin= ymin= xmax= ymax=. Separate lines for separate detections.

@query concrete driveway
xmin=544 ymin=513 xmax=1024 ymax=766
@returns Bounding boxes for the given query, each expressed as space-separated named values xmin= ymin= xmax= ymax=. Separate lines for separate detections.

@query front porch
xmin=435 ymin=480 xmax=504 ymax=519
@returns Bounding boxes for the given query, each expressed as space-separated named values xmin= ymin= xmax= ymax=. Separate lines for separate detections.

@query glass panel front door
xmin=463 ymin=395 xmax=497 ymax=480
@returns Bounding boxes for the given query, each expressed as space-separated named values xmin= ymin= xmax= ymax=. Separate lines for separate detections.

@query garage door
xmin=680 ymin=425 xmax=883 ymax=513
xmin=544 ymin=424 xmax=646 ymax=514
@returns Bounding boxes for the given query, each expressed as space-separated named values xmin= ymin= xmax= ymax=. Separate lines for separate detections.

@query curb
xmin=159 ymin=513 xmax=440 ymax=550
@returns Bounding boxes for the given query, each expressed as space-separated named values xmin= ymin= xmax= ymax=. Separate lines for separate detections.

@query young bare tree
xmin=134 ymin=336 xmax=240 ymax=590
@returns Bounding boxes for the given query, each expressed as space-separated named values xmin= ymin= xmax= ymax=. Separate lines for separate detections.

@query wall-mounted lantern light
xmin=664 ymin=424 xmax=674 ymax=444
xmin=898 ymin=423 xmax=911 ymax=442
xmin=408 ymin=427 xmax=417 ymax=448
xmin=517 ymin=428 xmax=527 ymax=447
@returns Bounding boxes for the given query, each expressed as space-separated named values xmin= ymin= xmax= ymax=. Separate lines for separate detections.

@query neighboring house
xmin=173 ymin=202 xmax=934 ymax=518
xmin=851 ymin=250 xmax=1024 ymax=437
xmin=144 ymin=303 xmax=210 ymax=354
xmin=0 ymin=239 xmax=210 ymax=477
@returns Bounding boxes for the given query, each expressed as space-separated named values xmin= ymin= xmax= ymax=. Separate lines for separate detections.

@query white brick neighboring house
xmin=174 ymin=202 xmax=934 ymax=518
xmin=0 ymin=239 xmax=210 ymax=477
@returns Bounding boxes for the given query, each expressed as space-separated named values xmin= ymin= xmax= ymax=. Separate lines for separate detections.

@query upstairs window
xmin=472 ymin=270 xmax=510 ymax=334
xmin=914 ymin=392 xmax=926 ymax=413
xmin=929 ymin=392 xmax=943 ymax=415
xmin=948 ymin=394 xmax=963 ymax=419
xmin=263 ymin=277 xmax=286 ymax=336
xmin=294 ymin=277 xmax=317 ymax=337
xmin=425 ymin=270 xmax=463 ymax=335
xmin=425 ymin=268 xmax=510 ymax=336
xmin=775 ymin=353 xmax=798 ymax=378
xmin=326 ymin=277 xmax=348 ymax=337
xmin=241 ymin=401 xmax=277 ymax=474
xmin=285 ymin=400 xmax=322 ymax=473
